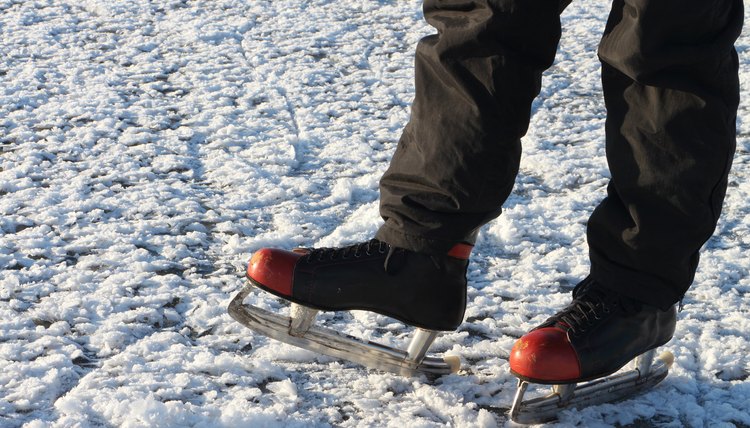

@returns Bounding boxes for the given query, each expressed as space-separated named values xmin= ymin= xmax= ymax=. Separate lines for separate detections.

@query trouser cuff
xmin=375 ymin=222 xmax=476 ymax=256
xmin=590 ymin=261 xmax=683 ymax=311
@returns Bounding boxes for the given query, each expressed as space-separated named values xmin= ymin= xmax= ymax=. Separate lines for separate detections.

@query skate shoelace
xmin=554 ymin=294 xmax=611 ymax=335
xmin=552 ymin=286 xmax=639 ymax=336
xmin=302 ymin=239 xmax=389 ymax=263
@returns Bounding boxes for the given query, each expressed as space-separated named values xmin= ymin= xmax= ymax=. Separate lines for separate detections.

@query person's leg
xmin=511 ymin=0 xmax=743 ymax=385
xmin=245 ymin=0 xmax=568 ymax=332
xmin=377 ymin=0 xmax=566 ymax=255
xmin=589 ymin=0 xmax=743 ymax=309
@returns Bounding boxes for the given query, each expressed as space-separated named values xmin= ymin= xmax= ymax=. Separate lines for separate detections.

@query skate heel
xmin=289 ymin=303 xmax=318 ymax=337
xmin=634 ymin=348 xmax=655 ymax=375
xmin=405 ymin=329 xmax=461 ymax=373
xmin=405 ymin=328 xmax=439 ymax=364
xmin=634 ymin=349 xmax=674 ymax=376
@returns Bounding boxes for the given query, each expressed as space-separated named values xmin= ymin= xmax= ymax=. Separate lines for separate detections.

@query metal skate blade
xmin=228 ymin=286 xmax=460 ymax=377
xmin=509 ymin=351 xmax=674 ymax=424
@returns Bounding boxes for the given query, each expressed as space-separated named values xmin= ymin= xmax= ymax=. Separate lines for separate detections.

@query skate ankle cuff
xmin=447 ymin=243 xmax=473 ymax=260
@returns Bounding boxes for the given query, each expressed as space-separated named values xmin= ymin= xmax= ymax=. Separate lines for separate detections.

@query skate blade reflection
xmin=228 ymin=285 xmax=461 ymax=377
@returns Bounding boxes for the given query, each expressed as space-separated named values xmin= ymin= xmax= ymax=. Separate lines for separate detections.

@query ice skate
xmin=228 ymin=239 xmax=471 ymax=377
xmin=507 ymin=277 xmax=677 ymax=424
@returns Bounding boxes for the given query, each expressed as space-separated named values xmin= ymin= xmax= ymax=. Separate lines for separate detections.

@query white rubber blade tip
xmin=443 ymin=355 xmax=461 ymax=373
xmin=658 ymin=351 xmax=675 ymax=368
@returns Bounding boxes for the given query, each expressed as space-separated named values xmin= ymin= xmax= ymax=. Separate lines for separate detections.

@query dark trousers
xmin=376 ymin=0 xmax=743 ymax=309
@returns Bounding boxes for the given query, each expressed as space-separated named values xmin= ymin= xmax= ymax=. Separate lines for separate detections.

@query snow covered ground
xmin=1 ymin=0 xmax=749 ymax=426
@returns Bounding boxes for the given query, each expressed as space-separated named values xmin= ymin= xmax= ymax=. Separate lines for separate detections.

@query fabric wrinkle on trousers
xmin=376 ymin=0 xmax=742 ymax=309
xmin=377 ymin=0 xmax=564 ymax=254
xmin=588 ymin=0 xmax=742 ymax=309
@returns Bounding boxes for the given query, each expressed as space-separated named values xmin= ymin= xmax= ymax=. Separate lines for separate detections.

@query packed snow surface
xmin=2 ymin=0 xmax=750 ymax=427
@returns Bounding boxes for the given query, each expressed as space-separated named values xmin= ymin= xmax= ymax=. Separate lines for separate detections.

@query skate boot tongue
xmin=553 ymin=279 xmax=641 ymax=334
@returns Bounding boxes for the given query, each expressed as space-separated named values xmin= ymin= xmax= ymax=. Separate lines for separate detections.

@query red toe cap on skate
xmin=246 ymin=248 xmax=304 ymax=297
xmin=509 ymin=327 xmax=581 ymax=383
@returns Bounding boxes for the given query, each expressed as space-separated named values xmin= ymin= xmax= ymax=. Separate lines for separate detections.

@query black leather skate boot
xmin=510 ymin=277 xmax=677 ymax=384
xmin=246 ymin=239 xmax=472 ymax=331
